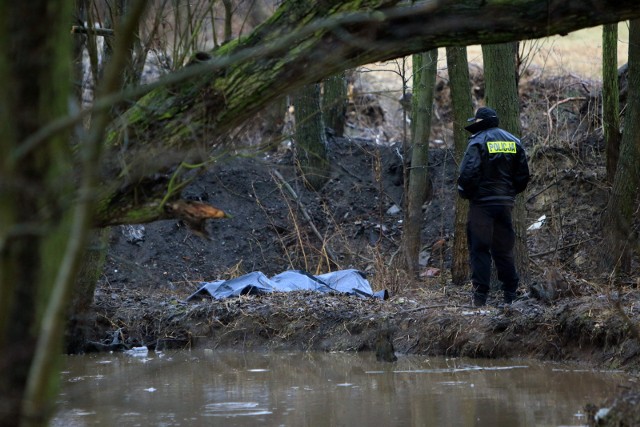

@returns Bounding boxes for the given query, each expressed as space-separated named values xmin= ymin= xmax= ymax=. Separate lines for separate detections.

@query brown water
xmin=52 ymin=350 xmax=628 ymax=427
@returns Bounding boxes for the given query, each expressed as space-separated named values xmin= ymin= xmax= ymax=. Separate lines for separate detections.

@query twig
xmin=395 ymin=303 xmax=450 ymax=314
xmin=271 ymin=170 xmax=339 ymax=264
xmin=339 ymin=163 xmax=363 ymax=181
xmin=544 ymin=96 xmax=587 ymax=145
xmin=604 ymin=245 xmax=640 ymax=342
xmin=530 ymin=237 xmax=597 ymax=258
xmin=526 ymin=178 xmax=560 ymax=202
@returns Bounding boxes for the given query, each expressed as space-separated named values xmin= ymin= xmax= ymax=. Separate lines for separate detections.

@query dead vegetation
xmin=91 ymin=58 xmax=640 ymax=427
xmin=93 ymin=276 xmax=640 ymax=374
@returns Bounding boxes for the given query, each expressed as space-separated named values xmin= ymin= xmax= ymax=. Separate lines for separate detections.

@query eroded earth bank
xmin=91 ymin=70 xmax=640 ymax=425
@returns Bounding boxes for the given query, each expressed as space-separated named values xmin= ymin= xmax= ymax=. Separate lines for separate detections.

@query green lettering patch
xmin=487 ymin=141 xmax=517 ymax=154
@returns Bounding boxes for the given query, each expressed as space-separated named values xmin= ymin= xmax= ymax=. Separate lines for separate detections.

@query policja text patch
xmin=486 ymin=141 xmax=517 ymax=154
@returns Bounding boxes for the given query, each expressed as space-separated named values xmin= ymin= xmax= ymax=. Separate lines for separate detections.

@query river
xmin=52 ymin=349 xmax=627 ymax=426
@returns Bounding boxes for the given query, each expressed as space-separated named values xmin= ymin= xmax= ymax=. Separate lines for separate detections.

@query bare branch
xmin=70 ymin=25 xmax=114 ymax=37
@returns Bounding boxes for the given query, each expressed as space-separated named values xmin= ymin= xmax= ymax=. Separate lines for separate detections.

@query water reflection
xmin=53 ymin=350 xmax=628 ymax=427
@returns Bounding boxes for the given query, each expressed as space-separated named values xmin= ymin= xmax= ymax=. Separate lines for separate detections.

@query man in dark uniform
xmin=457 ymin=107 xmax=530 ymax=307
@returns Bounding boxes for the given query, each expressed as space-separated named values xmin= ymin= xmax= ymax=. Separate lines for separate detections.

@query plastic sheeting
xmin=186 ymin=269 xmax=388 ymax=301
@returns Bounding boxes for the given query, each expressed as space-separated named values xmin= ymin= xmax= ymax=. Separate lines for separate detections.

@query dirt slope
xmin=93 ymin=64 xmax=640 ymax=424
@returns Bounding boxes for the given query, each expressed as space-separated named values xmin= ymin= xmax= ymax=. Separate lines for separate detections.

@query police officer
xmin=457 ymin=107 xmax=530 ymax=307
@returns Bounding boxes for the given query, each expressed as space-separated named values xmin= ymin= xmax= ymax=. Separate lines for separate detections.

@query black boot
xmin=504 ymin=291 xmax=517 ymax=304
xmin=473 ymin=292 xmax=487 ymax=307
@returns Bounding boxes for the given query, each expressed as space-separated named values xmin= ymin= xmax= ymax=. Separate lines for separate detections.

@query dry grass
xmin=538 ymin=23 xmax=630 ymax=78
xmin=359 ymin=24 xmax=629 ymax=121
xmin=466 ymin=23 xmax=630 ymax=80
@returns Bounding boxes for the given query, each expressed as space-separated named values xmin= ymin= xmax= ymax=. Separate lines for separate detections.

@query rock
xmin=529 ymin=267 xmax=569 ymax=303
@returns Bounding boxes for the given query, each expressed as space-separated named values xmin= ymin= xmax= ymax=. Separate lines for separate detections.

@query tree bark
xmin=94 ymin=0 xmax=640 ymax=228
xmin=259 ymin=95 xmax=288 ymax=147
xmin=293 ymin=83 xmax=330 ymax=190
xmin=446 ymin=46 xmax=474 ymax=286
xmin=402 ymin=49 xmax=437 ymax=275
xmin=64 ymin=229 xmax=110 ymax=354
xmin=322 ymin=72 xmax=348 ymax=137
xmin=19 ymin=3 xmax=147 ymax=425
xmin=222 ymin=0 xmax=234 ymax=43
xmin=603 ymin=23 xmax=622 ymax=184
xmin=482 ymin=41 xmax=530 ymax=288
xmin=600 ymin=19 xmax=640 ymax=275
xmin=0 ymin=1 xmax=75 ymax=424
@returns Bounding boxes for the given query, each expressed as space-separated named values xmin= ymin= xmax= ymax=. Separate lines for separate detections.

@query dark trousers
xmin=467 ymin=204 xmax=519 ymax=301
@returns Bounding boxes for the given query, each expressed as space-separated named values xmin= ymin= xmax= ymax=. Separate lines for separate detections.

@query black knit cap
xmin=465 ymin=107 xmax=499 ymax=133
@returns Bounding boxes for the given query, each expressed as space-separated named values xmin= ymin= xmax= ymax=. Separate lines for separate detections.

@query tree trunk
xmin=64 ymin=1 xmax=108 ymax=357
xmin=65 ymin=229 xmax=110 ymax=354
xmin=293 ymin=83 xmax=329 ymax=191
xmin=94 ymin=0 xmax=640 ymax=228
xmin=0 ymin=2 xmax=147 ymax=425
xmin=222 ymin=0 xmax=234 ymax=43
xmin=446 ymin=46 xmax=474 ymax=286
xmin=260 ymin=95 xmax=288 ymax=147
xmin=322 ymin=72 xmax=347 ymax=137
xmin=103 ymin=0 xmax=145 ymax=115
xmin=402 ymin=49 xmax=437 ymax=275
xmin=482 ymin=41 xmax=530 ymax=288
xmin=0 ymin=2 xmax=75 ymax=425
xmin=600 ymin=19 xmax=640 ymax=275
xmin=603 ymin=23 xmax=622 ymax=184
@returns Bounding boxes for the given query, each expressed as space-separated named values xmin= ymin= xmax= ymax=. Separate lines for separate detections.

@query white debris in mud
xmin=527 ymin=214 xmax=546 ymax=231
xmin=461 ymin=310 xmax=492 ymax=316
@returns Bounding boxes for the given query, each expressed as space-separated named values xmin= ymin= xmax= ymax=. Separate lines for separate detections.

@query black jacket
xmin=457 ymin=126 xmax=530 ymax=206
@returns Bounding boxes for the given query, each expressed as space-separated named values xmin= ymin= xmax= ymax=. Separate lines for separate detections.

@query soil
xmin=92 ymin=65 xmax=640 ymax=425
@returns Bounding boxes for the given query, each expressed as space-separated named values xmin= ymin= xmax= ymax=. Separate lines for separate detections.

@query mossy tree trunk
xmin=65 ymin=228 xmax=110 ymax=354
xmin=110 ymin=0 xmax=145 ymax=109
xmin=482 ymin=41 xmax=530 ymax=288
xmin=64 ymin=0 xmax=143 ymax=357
xmin=446 ymin=46 xmax=474 ymax=286
xmin=402 ymin=49 xmax=437 ymax=275
xmin=0 ymin=2 xmax=146 ymax=424
xmin=95 ymin=0 xmax=640 ymax=228
xmin=600 ymin=19 xmax=640 ymax=275
xmin=0 ymin=1 xmax=75 ymax=425
xmin=293 ymin=83 xmax=329 ymax=190
xmin=322 ymin=72 xmax=347 ymax=137
xmin=603 ymin=23 xmax=622 ymax=184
